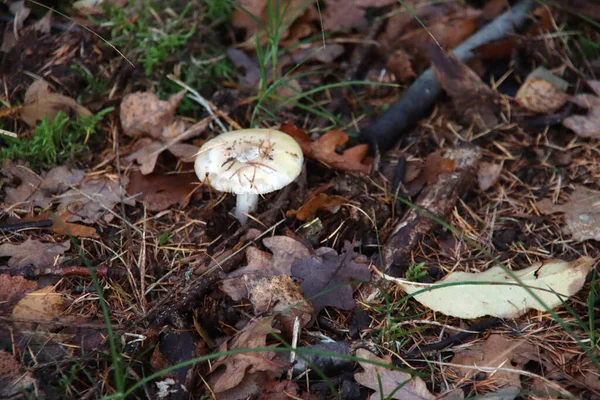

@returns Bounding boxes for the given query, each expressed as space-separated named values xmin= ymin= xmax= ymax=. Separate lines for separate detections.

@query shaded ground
xmin=2 ymin=0 xmax=600 ymax=399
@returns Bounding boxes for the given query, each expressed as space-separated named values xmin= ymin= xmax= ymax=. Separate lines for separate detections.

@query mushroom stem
xmin=235 ymin=192 xmax=259 ymax=223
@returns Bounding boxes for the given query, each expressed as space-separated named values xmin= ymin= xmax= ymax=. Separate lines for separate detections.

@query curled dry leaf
xmin=209 ymin=317 xmax=283 ymax=393
xmin=290 ymin=193 xmax=347 ymax=221
xmin=562 ymin=81 xmax=600 ymax=138
xmin=20 ymin=80 xmax=91 ymax=127
xmin=0 ymin=239 xmax=70 ymax=269
xmin=0 ymin=350 xmax=38 ymax=399
xmin=120 ymin=91 xmax=186 ymax=139
xmin=280 ymin=123 xmax=371 ymax=173
xmin=477 ymin=162 xmax=502 ymax=191
xmin=378 ymin=257 xmax=593 ymax=319
xmin=249 ymin=275 xmax=313 ymax=334
xmin=516 ymin=67 xmax=570 ymax=114
xmin=354 ymin=349 xmax=435 ymax=400
xmin=537 ymin=186 xmax=600 ymax=242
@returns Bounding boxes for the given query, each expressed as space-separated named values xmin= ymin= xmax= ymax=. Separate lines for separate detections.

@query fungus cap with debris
xmin=194 ymin=129 xmax=304 ymax=223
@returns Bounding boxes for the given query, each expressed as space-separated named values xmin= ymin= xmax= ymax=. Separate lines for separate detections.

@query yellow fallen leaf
xmin=378 ymin=257 xmax=593 ymax=319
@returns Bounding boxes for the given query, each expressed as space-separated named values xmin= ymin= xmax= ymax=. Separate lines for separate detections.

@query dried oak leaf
xmin=429 ymin=45 xmax=500 ymax=130
xmin=209 ymin=316 xmax=284 ymax=393
xmin=562 ymin=81 xmax=600 ymax=138
xmin=516 ymin=67 xmax=570 ymax=114
xmin=477 ymin=162 xmax=502 ymax=191
xmin=20 ymin=80 xmax=91 ymax=127
xmin=291 ymin=241 xmax=371 ymax=314
xmin=0 ymin=239 xmax=70 ymax=269
xmin=2 ymin=159 xmax=85 ymax=208
xmin=249 ymin=275 xmax=313 ymax=334
xmin=221 ymin=236 xmax=310 ymax=300
xmin=537 ymin=186 xmax=600 ymax=241
xmin=280 ymin=123 xmax=370 ymax=173
xmin=290 ymin=193 xmax=347 ymax=221
xmin=58 ymin=175 xmax=134 ymax=223
xmin=120 ymin=91 xmax=186 ymax=139
xmin=0 ymin=275 xmax=38 ymax=314
xmin=354 ymin=349 xmax=435 ymax=400
xmin=126 ymin=170 xmax=200 ymax=212
xmin=0 ymin=350 xmax=38 ymax=398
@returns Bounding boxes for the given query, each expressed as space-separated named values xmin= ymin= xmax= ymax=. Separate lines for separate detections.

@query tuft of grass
xmin=97 ymin=0 xmax=196 ymax=76
xmin=0 ymin=108 xmax=112 ymax=168
xmin=405 ymin=262 xmax=428 ymax=282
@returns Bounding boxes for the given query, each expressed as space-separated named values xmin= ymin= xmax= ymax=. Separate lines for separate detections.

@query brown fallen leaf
xmin=290 ymin=193 xmax=347 ymax=221
xmin=477 ymin=162 xmax=502 ymax=191
xmin=58 ymin=175 xmax=135 ymax=224
xmin=249 ymin=275 xmax=313 ymax=334
xmin=516 ymin=67 xmax=570 ymax=114
xmin=221 ymin=236 xmax=311 ymax=300
xmin=126 ymin=170 xmax=200 ymax=212
xmin=0 ymin=275 xmax=38 ymax=313
xmin=321 ymin=0 xmax=397 ymax=30
xmin=19 ymin=209 xmax=99 ymax=238
xmin=0 ymin=239 xmax=70 ymax=269
xmin=280 ymin=123 xmax=371 ymax=173
xmin=565 ymin=0 xmax=600 ymax=21
xmin=385 ymin=49 xmax=416 ymax=83
xmin=120 ymin=91 xmax=186 ymax=139
xmin=537 ymin=186 xmax=600 ymax=242
xmin=429 ymin=45 xmax=500 ymax=130
xmin=291 ymin=241 xmax=371 ymax=314
xmin=562 ymin=81 xmax=600 ymax=138
xmin=354 ymin=349 xmax=435 ymax=400
xmin=20 ymin=80 xmax=91 ymax=127
xmin=0 ymin=350 xmax=38 ymax=399
xmin=12 ymin=286 xmax=65 ymax=330
xmin=208 ymin=316 xmax=284 ymax=393
xmin=2 ymin=159 xmax=85 ymax=208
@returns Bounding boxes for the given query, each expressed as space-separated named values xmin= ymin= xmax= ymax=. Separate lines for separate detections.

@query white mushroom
xmin=194 ymin=128 xmax=304 ymax=223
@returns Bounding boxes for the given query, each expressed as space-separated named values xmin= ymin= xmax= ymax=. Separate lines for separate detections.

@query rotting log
xmin=383 ymin=144 xmax=481 ymax=275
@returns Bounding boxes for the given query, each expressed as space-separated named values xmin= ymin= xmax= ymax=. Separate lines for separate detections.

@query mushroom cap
xmin=194 ymin=128 xmax=304 ymax=194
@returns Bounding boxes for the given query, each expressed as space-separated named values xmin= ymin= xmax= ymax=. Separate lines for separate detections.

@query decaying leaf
xmin=2 ymin=159 xmax=85 ymax=208
xmin=477 ymin=162 xmax=502 ymax=191
xmin=12 ymin=286 xmax=65 ymax=330
xmin=516 ymin=67 xmax=570 ymax=114
xmin=126 ymin=170 xmax=200 ymax=212
xmin=280 ymin=123 xmax=371 ymax=173
xmin=0 ymin=350 xmax=38 ymax=398
xmin=385 ymin=49 xmax=416 ymax=83
xmin=120 ymin=91 xmax=186 ymax=139
xmin=209 ymin=317 xmax=283 ymax=393
xmin=562 ymin=81 xmax=600 ymax=138
xmin=249 ymin=275 xmax=313 ymax=334
xmin=0 ymin=239 xmax=70 ymax=269
xmin=537 ymin=186 xmax=600 ymax=242
xmin=354 ymin=349 xmax=435 ymax=400
xmin=430 ymin=46 xmax=500 ymax=130
xmin=290 ymin=193 xmax=347 ymax=221
xmin=221 ymin=236 xmax=310 ymax=301
xmin=451 ymin=334 xmax=572 ymax=397
xmin=379 ymin=257 xmax=593 ymax=319
xmin=0 ymin=275 xmax=38 ymax=313
xmin=58 ymin=175 xmax=135 ymax=223
xmin=291 ymin=241 xmax=371 ymax=314
xmin=321 ymin=0 xmax=397 ymax=30
xmin=20 ymin=80 xmax=91 ymax=127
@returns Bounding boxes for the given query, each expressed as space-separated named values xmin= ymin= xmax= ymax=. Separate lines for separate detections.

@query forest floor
xmin=1 ymin=0 xmax=600 ymax=399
